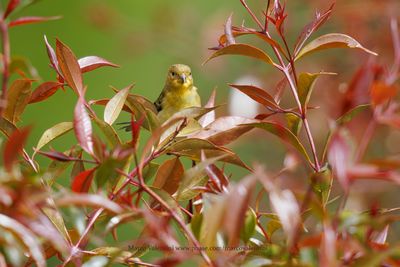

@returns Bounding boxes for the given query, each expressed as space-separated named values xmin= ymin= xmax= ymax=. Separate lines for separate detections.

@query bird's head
xmin=166 ymin=64 xmax=193 ymax=89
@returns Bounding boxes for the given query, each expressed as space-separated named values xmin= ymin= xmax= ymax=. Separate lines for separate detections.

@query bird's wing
xmin=192 ymin=86 xmax=201 ymax=107
xmin=154 ymin=89 xmax=165 ymax=112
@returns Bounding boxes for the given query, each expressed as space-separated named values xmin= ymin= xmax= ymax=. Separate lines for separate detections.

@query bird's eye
xmin=189 ymin=72 xmax=192 ymax=76
xmin=171 ymin=72 xmax=176 ymax=76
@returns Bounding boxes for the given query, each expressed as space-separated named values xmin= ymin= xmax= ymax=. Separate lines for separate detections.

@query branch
xmin=0 ymin=19 xmax=10 ymax=114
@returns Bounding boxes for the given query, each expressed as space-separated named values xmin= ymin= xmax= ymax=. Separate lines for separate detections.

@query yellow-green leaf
xmin=295 ymin=33 xmax=377 ymax=61
xmin=165 ymin=138 xmax=250 ymax=170
xmin=93 ymin=116 xmax=121 ymax=147
xmin=35 ymin=122 xmax=73 ymax=152
xmin=298 ymin=72 xmax=336 ymax=112
xmin=4 ymin=79 xmax=32 ymax=123
xmin=204 ymin=43 xmax=274 ymax=65
xmin=104 ymin=86 xmax=131 ymax=125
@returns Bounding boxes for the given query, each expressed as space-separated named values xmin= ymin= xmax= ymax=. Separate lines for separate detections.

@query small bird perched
xmin=155 ymin=64 xmax=201 ymax=122
xmin=119 ymin=64 xmax=201 ymax=132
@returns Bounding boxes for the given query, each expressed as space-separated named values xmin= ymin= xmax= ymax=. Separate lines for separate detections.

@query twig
xmin=239 ymin=0 xmax=264 ymax=30
xmin=355 ymin=118 xmax=376 ymax=162
xmin=0 ymin=19 xmax=10 ymax=114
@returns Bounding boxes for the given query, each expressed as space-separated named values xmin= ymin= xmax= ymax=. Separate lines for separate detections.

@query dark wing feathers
xmin=154 ymin=90 xmax=164 ymax=112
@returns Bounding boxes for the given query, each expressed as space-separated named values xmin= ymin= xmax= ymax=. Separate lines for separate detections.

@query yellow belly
xmin=159 ymin=87 xmax=201 ymax=122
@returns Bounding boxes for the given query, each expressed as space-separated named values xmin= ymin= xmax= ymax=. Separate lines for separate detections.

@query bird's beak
xmin=179 ymin=74 xmax=187 ymax=84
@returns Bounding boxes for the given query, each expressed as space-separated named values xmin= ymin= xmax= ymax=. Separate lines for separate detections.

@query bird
xmin=155 ymin=64 xmax=201 ymax=122
xmin=119 ymin=64 xmax=201 ymax=131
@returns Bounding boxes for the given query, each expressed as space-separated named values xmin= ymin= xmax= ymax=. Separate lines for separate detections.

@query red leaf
xmin=199 ymin=89 xmax=216 ymax=127
xmin=74 ymin=98 xmax=94 ymax=155
xmin=204 ymin=43 xmax=274 ymax=65
xmin=36 ymin=150 xmax=76 ymax=162
xmin=327 ymin=130 xmax=353 ymax=191
xmin=78 ymin=56 xmax=119 ymax=73
xmin=9 ymin=16 xmax=61 ymax=27
xmin=294 ymin=3 xmax=335 ymax=55
xmin=44 ymin=35 xmax=60 ymax=74
xmin=29 ymin=81 xmax=63 ymax=104
xmin=370 ymin=81 xmax=398 ymax=106
xmin=3 ymin=0 xmax=20 ymax=19
xmin=229 ymin=84 xmax=279 ymax=109
xmin=130 ymin=116 xmax=144 ymax=149
xmin=56 ymin=39 xmax=84 ymax=95
xmin=3 ymin=126 xmax=31 ymax=172
xmin=71 ymin=168 xmax=96 ymax=193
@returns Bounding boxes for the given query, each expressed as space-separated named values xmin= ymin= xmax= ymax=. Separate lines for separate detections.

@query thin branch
xmin=0 ymin=19 xmax=10 ymax=114
xmin=355 ymin=117 xmax=376 ymax=162
xmin=240 ymin=0 xmax=264 ymax=30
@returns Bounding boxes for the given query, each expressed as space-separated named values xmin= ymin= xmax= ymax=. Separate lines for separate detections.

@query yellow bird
xmin=119 ymin=64 xmax=201 ymax=131
xmin=155 ymin=64 xmax=201 ymax=122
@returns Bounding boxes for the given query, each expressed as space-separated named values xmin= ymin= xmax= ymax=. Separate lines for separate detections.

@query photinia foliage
xmin=0 ymin=0 xmax=400 ymax=266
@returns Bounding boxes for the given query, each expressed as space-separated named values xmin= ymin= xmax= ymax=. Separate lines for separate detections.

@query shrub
xmin=0 ymin=0 xmax=399 ymax=266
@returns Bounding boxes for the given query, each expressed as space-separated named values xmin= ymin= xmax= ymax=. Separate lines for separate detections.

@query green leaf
xmin=240 ymin=208 xmax=257 ymax=243
xmin=4 ymin=79 xmax=32 ymax=123
xmin=321 ymin=104 xmax=370 ymax=161
xmin=337 ymin=104 xmax=370 ymax=126
xmin=285 ymin=113 xmax=302 ymax=136
xmin=41 ymin=207 xmax=71 ymax=245
xmin=311 ymin=166 xmax=333 ymax=206
xmin=143 ymin=107 xmax=160 ymax=132
xmin=200 ymin=194 xmax=227 ymax=248
xmin=35 ymin=122 xmax=73 ymax=152
xmin=295 ymin=33 xmax=378 ymax=61
xmin=265 ymin=217 xmax=282 ymax=237
xmin=95 ymin=158 xmax=126 ymax=188
xmin=243 ymin=122 xmax=312 ymax=164
xmin=104 ymin=85 xmax=131 ymax=125
xmin=204 ymin=43 xmax=274 ymax=65
xmin=190 ymin=213 xmax=203 ymax=240
xmin=165 ymin=138 xmax=250 ymax=170
xmin=125 ymin=93 xmax=158 ymax=131
xmin=92 ymin=116 xmax=121 ymax=147
xmin=176 ymin=155 xmax=225 ymax=201
xmin=142 ymin=162 xmax=159 ymax=181
xmin=298 ymin=72 xmax=335 ymax=112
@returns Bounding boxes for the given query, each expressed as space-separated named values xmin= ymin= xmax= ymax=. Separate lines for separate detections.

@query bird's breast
xmin=162 ymin=87 xmax=200 ymax=110
xmin=159 ymin=86 xmax=201 ymax=122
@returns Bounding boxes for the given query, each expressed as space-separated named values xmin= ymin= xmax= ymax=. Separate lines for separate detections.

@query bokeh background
xmin=4 ymin=0 xmax=400 ymax=240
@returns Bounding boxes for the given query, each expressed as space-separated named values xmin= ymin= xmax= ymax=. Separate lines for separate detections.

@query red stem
xmin=0 ymin=19 xmax=10 ymax=114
